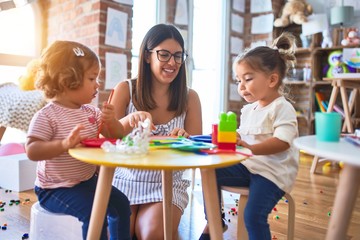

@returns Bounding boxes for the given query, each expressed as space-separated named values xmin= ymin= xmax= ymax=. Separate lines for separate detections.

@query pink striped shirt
xmin=27 ymin=102 xmax=100 ymax=189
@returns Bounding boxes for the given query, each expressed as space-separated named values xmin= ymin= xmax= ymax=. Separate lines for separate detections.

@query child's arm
xmin=237 ymin=137 xmax=289 ymax=155
xmin=26 ymin=124 xmax=85 ymax=161
xmin=100 ymin=102 xmax=125 ymax=138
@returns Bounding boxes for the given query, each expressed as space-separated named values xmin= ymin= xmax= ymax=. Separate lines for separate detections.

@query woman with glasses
xmin=110 ymin=23 xmax=202 ymax=239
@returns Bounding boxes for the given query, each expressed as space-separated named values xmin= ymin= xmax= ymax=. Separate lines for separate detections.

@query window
xmin=191 ymin=0 xmax=228 ymax=134
xmin=131 ymin=0 xmax=158 ymax=78
xmin=0 ymin=2 xmax=40 ymax=144
xmin=0 ymin=3 xmax=40 ymax=85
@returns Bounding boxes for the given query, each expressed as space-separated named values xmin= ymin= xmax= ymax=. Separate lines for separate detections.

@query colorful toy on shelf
xmin=341 ymin=28 xmax=360 ymax=47
xmin=273 ymin=0 xmax=313 ymax=27
xmin=321 ymin=29 xmax=333 ymax=48
xmin=325 ymin=50 xmax=350 ymax=78
xmin=217 ymin=111 xmax=237 ymax=151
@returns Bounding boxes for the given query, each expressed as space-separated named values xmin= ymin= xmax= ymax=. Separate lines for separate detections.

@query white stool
xmin=221 ymin=186 xmax=295 ymax=240
xmin=30 ymin=201 xmax=83 ymax=240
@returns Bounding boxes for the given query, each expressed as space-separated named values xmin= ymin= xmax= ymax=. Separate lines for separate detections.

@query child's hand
xmin=129 ymin=111 xmax=156 ymax=130
xmin=169 ymin=128 xmax=189 ymax=138
xmin=101 ymin=102 xmax=116 ymax=125
xmin=62 ymin=124 xmax=85 ymax=150
xmin=236 ymin=138 xmax=250 ymax=149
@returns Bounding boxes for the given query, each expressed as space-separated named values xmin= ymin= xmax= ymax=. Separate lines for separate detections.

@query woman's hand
xmin=170 ymin=128 xmax=190 ymax=138
xmin=129 ymin=111 xmax=156 ymax=130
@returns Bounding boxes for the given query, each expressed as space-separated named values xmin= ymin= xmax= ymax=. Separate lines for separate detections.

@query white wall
xmin=307 ymin=0 xmax=360 ymax=28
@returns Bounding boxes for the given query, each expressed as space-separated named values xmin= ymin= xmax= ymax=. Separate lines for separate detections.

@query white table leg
xmin=87 ymin=166 xmax=115 ymax=240
xmin=326 ymin=164 xmax=360 ymax=240
xmin=200 ymin=168 xmax=223 ymax=240
xmin=162 ymin=170 xmax=173 ymax=240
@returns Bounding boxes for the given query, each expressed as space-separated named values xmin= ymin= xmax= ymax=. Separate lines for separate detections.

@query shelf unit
xmin=286 ymin=46 xmax=359 ymax=135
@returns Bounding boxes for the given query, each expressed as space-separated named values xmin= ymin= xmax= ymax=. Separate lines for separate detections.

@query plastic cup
xmin=315 ymin=112 xmax=342 ymax=142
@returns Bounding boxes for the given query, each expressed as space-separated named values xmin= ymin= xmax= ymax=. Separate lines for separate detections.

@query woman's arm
xmin=110 ymin=81 xmax=154 ymax=135
xmin=184 ymin=89 xmax=202 ymax=135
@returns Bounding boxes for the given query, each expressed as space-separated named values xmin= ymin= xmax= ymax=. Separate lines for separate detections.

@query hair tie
xmin=73 ymin=47 xmax=84 ymax=57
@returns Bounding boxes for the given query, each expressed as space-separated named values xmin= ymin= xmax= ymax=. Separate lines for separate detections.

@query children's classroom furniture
xmin=69 ymin=147 xmax=250 ymax=240
xmin=30 ymin=201 xmax=82 ymax=240
xmin=282 ymin=46 xmax=360 ymax=136
xmin=294 ymin=135 xmax=360 ymax=240
xmin=221 ymin=186 xmax=295 ymax=240
xmin=310 ymin=76 xmax=360 ymax=174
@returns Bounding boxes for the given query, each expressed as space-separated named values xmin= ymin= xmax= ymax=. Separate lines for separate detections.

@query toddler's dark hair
xmin=233 ymin=32 xmax=297 ymax=87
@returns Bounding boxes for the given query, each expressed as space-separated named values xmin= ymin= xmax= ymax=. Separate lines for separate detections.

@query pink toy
xmin=341 ymin=28 xmax=360 ymax=46
xmin=0 ymin=143 xmax=25 ymax=156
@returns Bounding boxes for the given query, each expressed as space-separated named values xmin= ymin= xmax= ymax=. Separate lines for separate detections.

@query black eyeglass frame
xmin=147 ymin=49 xmax=188 ymax=64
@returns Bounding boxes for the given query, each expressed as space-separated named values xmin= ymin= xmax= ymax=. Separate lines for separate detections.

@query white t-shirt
xmin=238 ymin=96 xmax=299 ymax=193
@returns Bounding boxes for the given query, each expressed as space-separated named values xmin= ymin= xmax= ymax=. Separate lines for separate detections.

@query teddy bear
xmin=274 ymin=0 xmax=313 ymax=27
xmin=18 ymin=58 xmax=40 ymax=91
xmin=341 ymin=28 xmax=360 ymax=46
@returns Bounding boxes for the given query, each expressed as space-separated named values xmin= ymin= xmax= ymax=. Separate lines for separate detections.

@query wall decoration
xmin=113 ymin=0 xmax=133 ymax=5
xmin=174 ymin=0 xmax=188 ymax=25
xmin=230 ymin=37 xmax=243 ymax=55
xmin=231 ymin=14 xmax=244 ymax=34
xmin=229 ymin=83 xmax=242 ymax=101
xmin=250 ymin=0 xmax=272 ymax=13
xmin=105 ymin=52 xmax=127 ymax=90
xmin=232 ymin=0 xmax=245 ymax=13
xmin=251 ymin=14 xmax=274 ymax=34
xmin=105 ymin=8 xmax=128 ymax=49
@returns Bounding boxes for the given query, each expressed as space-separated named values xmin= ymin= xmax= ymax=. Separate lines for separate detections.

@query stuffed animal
xmin=18 ymin=59 xmax=40 ymax=91
xmin=341 ymin=28 xmax=360 ymax=46
xmin=274 ymin=0 xmax=313 ymax=27
xmin=324 ymin=50 xmax=350 ymax=78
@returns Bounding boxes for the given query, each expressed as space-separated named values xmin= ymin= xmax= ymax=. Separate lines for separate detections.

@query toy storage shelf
xmin=286 ymin=46 xmax=360 ymax=135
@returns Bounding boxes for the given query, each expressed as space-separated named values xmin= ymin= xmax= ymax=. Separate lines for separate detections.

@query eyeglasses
xmin=147 ymin=49 xmax=187 ymax=64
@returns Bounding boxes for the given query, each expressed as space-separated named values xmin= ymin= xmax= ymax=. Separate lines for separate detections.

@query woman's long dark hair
xmin=133 ymin=24 xmax=188 ymax=116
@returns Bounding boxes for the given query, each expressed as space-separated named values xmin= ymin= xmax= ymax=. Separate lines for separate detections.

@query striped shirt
xmin=112 ymin=80 xmax=190 ymax=213
xmin=27 ymin=102 xmax=99 ymax=189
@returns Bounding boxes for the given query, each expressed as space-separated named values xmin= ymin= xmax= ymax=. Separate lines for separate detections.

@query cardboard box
xmin=0 ymin=153 xmax=37 ymax=192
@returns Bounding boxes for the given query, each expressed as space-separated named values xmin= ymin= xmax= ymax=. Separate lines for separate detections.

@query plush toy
xmin=324 ymin=50 xmax=350 ymax=78
xmin=18 ymin=59 xmax=40 ymax=91
xmin=274 ymin=0 xmax=313 ymax=27
xmin=341 ymin=28 xmax=360 ymax=46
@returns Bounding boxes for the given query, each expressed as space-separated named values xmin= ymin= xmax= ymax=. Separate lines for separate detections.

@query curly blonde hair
xmin=36 ymin=41 xmax=100 ymax=99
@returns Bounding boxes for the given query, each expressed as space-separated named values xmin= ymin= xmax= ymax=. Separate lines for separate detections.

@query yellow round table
xmin=69 ymin=147 xmax=250 ymax=240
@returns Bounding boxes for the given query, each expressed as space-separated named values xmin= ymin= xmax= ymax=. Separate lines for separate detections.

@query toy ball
xmin=0 ymin=143 xmax=25 ymax=156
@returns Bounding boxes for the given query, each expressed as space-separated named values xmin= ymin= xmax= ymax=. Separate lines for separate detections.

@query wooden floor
xmin=1 ymin=152 xmax=360 ymax=240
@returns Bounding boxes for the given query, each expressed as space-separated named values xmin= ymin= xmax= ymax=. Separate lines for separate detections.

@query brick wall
xmin=39 ymin=0 xmax=184 ymax=107
xmin=38 ymin=0 xmax=132 ymax=107
xmin=228 ymin=0 xmax=284 ymax=119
